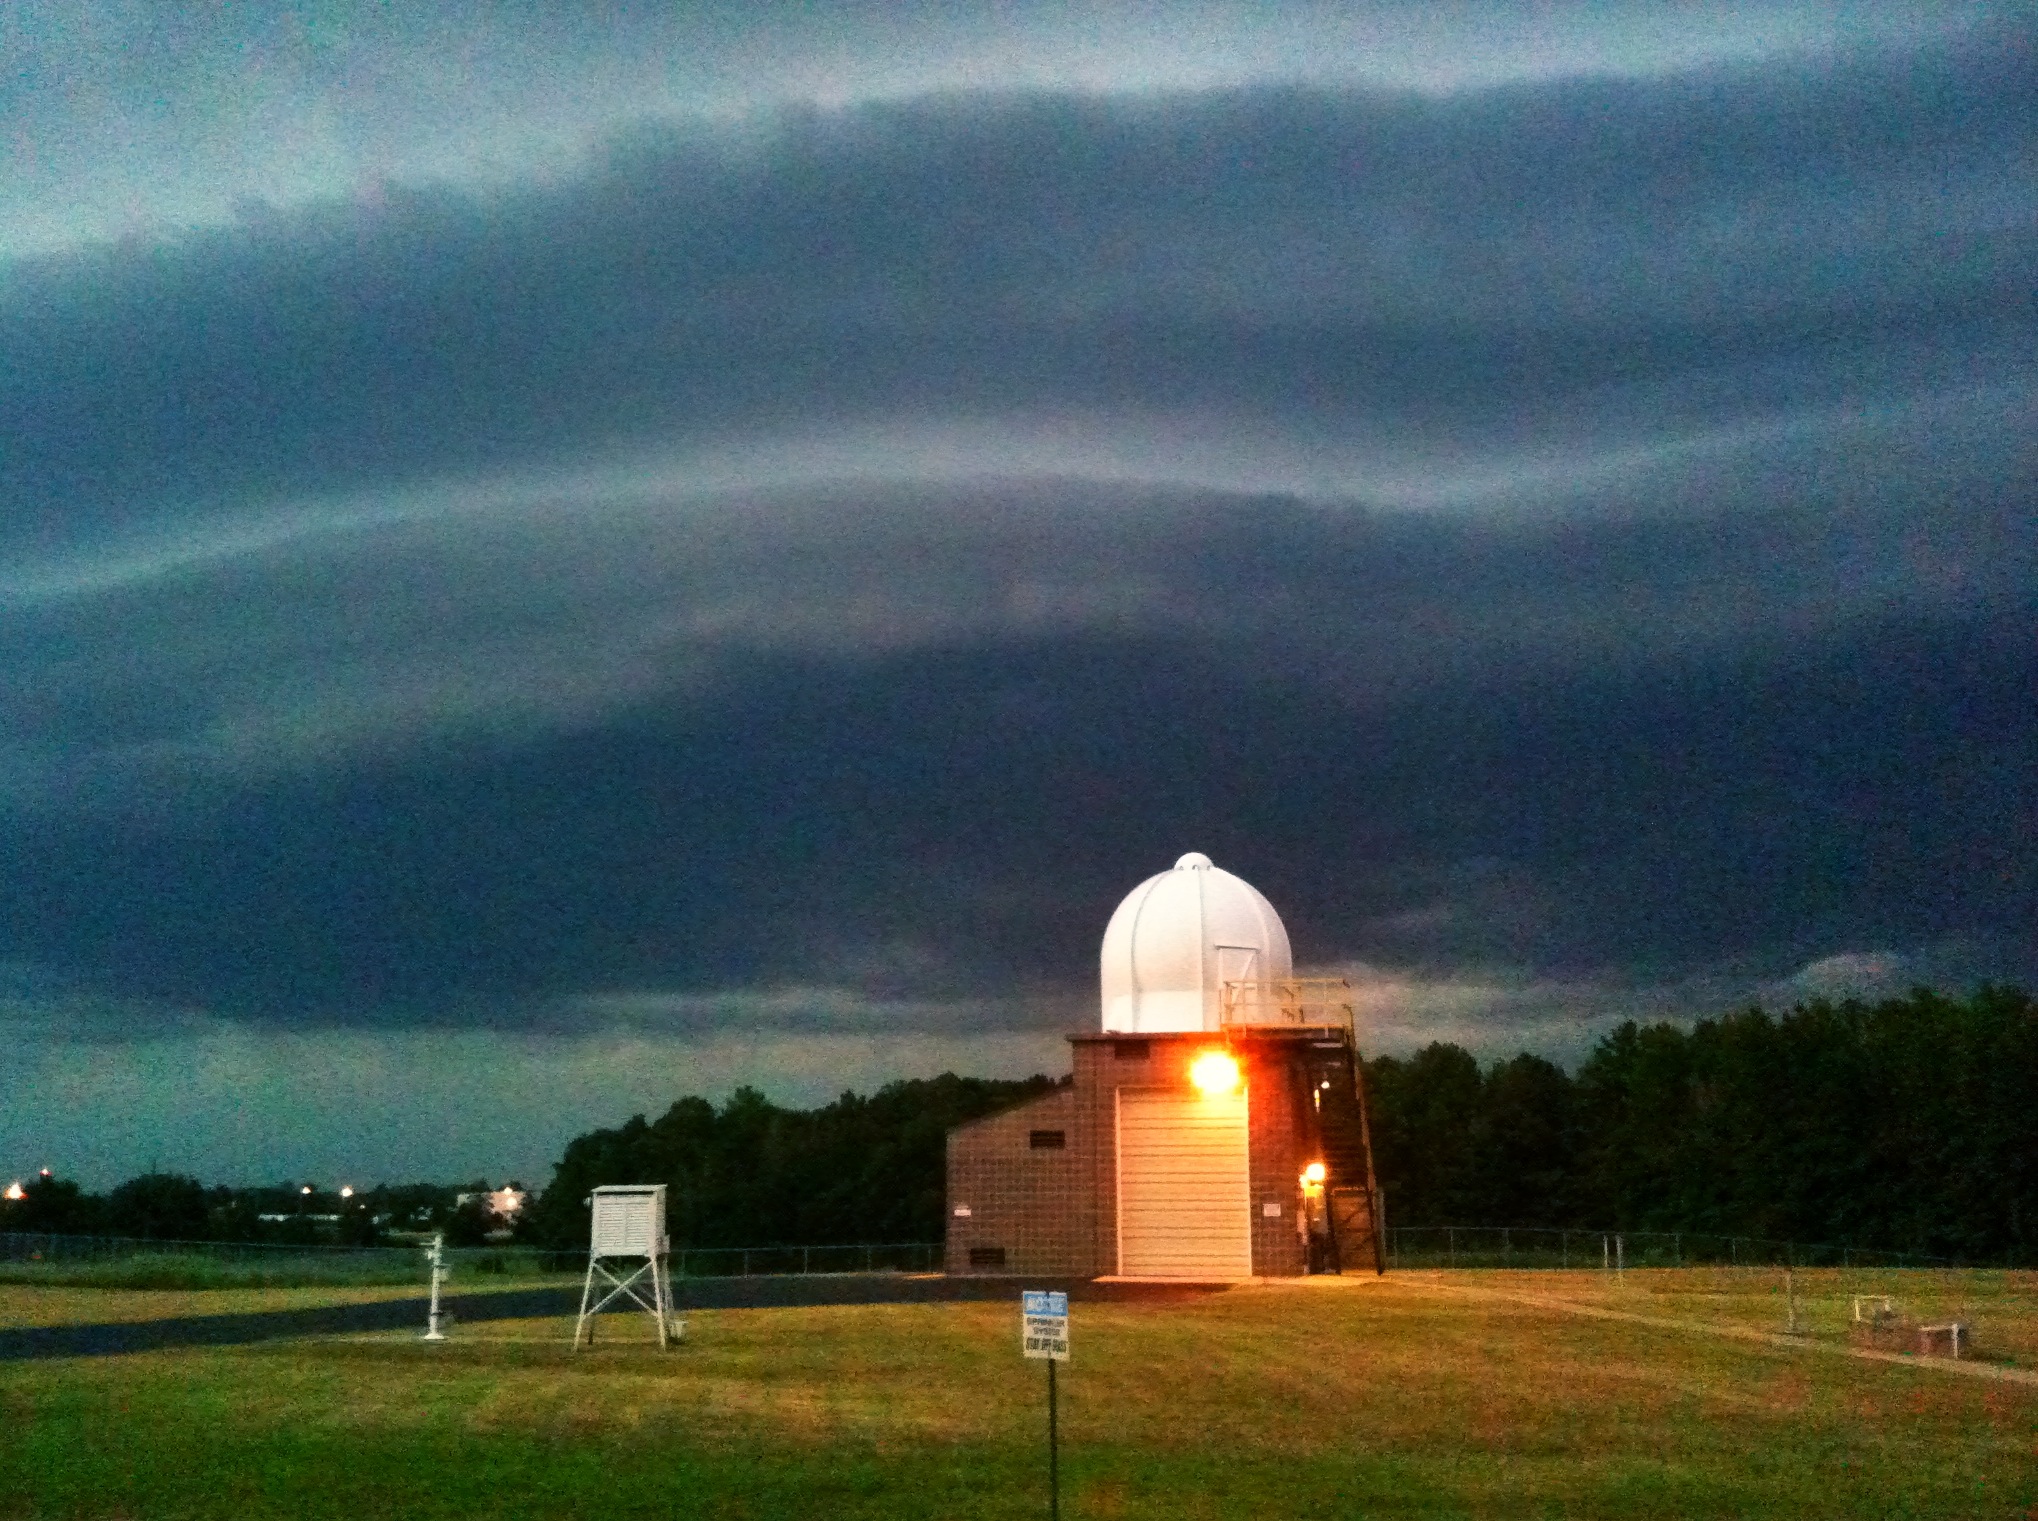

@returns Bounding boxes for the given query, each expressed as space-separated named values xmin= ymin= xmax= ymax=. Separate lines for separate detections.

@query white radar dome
xmin=1099 ymin=852 xmax=1293 ymax=1033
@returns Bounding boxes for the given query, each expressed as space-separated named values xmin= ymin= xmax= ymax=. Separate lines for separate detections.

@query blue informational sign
xmin=1022 ymin=1290 xmax=1070 ymax=1360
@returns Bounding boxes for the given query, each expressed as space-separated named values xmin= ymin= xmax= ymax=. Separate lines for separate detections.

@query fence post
xmin=1675 ymin=1233 xmax=1682 ymax=1267
xmin=1616 ymin=1234 xmax=1625 ymax=1276
xmin=1448 ymin=1227 xmax=1456 ymax=1266
xmin=1562 ymin=1230 xmax=1569 ymax=1269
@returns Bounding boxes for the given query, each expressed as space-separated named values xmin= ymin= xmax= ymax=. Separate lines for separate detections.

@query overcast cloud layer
xmin=3 ymin=2 xmax=2033 ymax=1187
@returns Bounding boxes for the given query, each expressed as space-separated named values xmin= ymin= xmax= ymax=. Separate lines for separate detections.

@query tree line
xmin=517 ymin=986 xmax=2033 ymax=1264
xmin=1365 ymin=985 xmax=2034 ymax=1261
xmin=516 ymin=1073 xmax=1056 ymax=1250
xmin=11 ymin=987 xmax=2029 ymax=1264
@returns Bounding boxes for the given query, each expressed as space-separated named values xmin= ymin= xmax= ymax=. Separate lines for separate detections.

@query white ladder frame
xmin=573 ymin=1248 xmax=679 ymax=1348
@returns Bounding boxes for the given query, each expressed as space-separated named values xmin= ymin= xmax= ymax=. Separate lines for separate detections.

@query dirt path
xmin=1402 ymin=1276 xmax=2038 ymax=1387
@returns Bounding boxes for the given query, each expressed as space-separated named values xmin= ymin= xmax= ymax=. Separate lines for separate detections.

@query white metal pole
xmin=423 ymin=1233 xmax=447 ymax=1342
xmin=653 ymin=1235 xmax=669 ymax=1350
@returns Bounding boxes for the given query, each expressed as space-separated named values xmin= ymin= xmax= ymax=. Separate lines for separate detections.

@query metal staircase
xmin=1223 ymin=978 xmax=1386 ymax=1276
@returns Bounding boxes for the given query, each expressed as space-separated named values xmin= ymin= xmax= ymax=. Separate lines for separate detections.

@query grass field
xmin=5 ymin=1269 xmax=2033 ymax=1519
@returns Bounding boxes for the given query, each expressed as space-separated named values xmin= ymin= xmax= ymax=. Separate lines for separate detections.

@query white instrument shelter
xmin=574 ymin=1184 xmax=682 ymax=1350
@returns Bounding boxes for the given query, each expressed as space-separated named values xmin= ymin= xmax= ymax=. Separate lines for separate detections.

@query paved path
xmin=0 ymin=1274 xmax=1221 ymax=1362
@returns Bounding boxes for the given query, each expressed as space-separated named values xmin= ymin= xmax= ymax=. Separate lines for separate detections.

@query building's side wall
xmin=1242 ymin=1043 xmax=1310 ymax=1277
xmin=943 ymin=1087 xmax=1087 ymax=1275
xmin=1071 ymin=1038 xmax=1121 ymax=1274
xmin=948 ymin=1033 xmax=1320 ymax=1280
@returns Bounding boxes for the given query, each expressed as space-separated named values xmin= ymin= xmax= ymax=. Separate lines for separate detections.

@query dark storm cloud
xmin=2 ymin=16 xmax=2034 ymax=1071
xmin=5 ymin=27 xmax=2031 ymax=549
xmin=3 ymin=471 xmax=2028 ymax=816
xmin=4 ymin=532 xmax=2032 ymax=1033
xmin=8 ymin=2 xmax=1976 ymax=261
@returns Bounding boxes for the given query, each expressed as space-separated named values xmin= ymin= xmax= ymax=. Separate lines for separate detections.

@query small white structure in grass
xmin=573 ymin=1184 xmax=682 ymax=1349
xmin=422 ymin=1232 xmax=448 ymax=1342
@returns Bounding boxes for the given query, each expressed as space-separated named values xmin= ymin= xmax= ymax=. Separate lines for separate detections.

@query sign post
xmin=1022 ymin=1290 xmax=1069 ymax=1519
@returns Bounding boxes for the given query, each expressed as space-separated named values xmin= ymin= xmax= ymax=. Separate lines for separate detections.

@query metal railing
xmin=7 ymin=1227 xmax=1993 ymax=1280
xmin=1383 ymin=1226 xmax=1973 ymax=1271
xmin=1219 ymin=977 xmax=1355 ymax=1031
xmin=0 ymin=1231 xmax=941 ymax=1283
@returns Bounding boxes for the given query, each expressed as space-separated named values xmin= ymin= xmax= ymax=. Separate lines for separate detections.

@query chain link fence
xmin=1383 ymin=1226 xmax=1966 ymax=1271
xmin=3 ymin=1227 xmax=1983 ymax=1286
xmin=0 ymin=1231 xmax=942 ymax=1286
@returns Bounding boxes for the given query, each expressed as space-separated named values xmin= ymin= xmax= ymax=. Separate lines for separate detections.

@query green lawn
xmin=5 ymin=1271 xmax=2033 ymax=1519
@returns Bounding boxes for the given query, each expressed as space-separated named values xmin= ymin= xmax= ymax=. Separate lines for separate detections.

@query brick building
xmin=945 ymin=853 xmax=1383 ymax=1280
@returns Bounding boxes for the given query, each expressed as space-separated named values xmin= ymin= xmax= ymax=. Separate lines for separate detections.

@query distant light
xmin=1302 ymin=1162 xmax=1327 ymax=1185
xmin=1190 ymin=1050 xmax=1240 ymax=1095
xmin=1319 ymin=1080 xmax=1331 ymax=1090
xmin=301 ymin=1185 xmax=313 ymax=1195
xmin=3 ymin=1181 xmax=24 ymax=1202
xmin=38 ymin=1168 xmax=51 ymax=1178
xmin=339 ymin=1186 xmax=354 ymax=1200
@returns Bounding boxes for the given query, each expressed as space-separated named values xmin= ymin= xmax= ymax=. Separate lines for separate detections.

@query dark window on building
xmin=1113 ymin=1040 xmax=1151 ymax=1061
xmin=1029 ymin=1129 xmax=1067 ymax=1149
xmin=969 ymin=1246 xmax=1008 ymax=1269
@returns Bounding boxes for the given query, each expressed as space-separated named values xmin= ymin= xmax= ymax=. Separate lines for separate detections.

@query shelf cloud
xmin=2 ymin=3 xmax=2031 ymax=1183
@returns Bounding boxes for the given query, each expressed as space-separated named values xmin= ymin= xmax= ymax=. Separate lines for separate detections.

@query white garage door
xmin=1116 ymin=1088 xmax=1252 ymax=1279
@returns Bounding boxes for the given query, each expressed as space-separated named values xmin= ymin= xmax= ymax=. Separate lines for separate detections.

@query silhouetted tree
xmin=104 ymin=1173 xmax=211 ymax=1240
xmin=0 ymin=1174 xmax=103 ymax=1234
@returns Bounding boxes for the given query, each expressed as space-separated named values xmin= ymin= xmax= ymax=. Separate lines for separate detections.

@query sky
xmin=3 ymin=1 xmax=2033 ymax=1191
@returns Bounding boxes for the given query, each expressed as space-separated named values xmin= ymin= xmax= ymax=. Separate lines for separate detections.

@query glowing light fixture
xmin=1302 ymin=1162 xmax=1327 ymax=1185
xmin=301 ymin=1185 xmax=313 ymax=1195
xmin=339 ymin=1185 xmax=354 ymax=1200
xmin=3 ymin=1181 xmax=24 ymax=1202
xmin=1189 ymin=1049 xmax=1241 ymax=1095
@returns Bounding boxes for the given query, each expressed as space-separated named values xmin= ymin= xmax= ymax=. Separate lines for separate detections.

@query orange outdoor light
xmin=1189 ymin=1049 xmax=1241 ymax=1095
xmin=1302 ymin=1161 xmax=1327 ymax=1185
